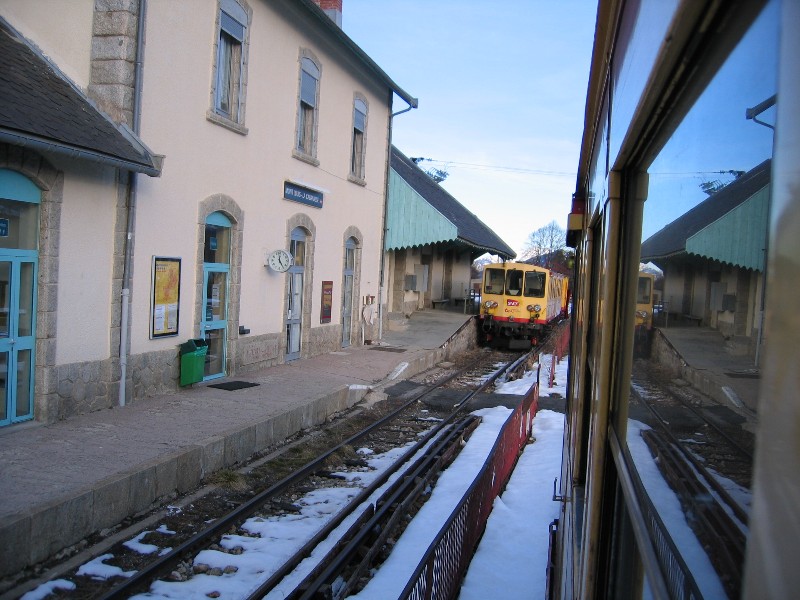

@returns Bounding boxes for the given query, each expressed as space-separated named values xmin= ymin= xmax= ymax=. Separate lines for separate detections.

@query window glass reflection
xmin=643 ymin=2 xmax=777 ymax=243
xmin=631 ymin=7 xmax=777 ymax=576
xmin=204 ymin=224 xmax=231 ymax=264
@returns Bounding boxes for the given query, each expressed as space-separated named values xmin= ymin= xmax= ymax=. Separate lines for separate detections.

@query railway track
xmin=19 ymin=348 xmax=530 ymax=600
xmin=630 ymin=365 xmax=753 ymax=599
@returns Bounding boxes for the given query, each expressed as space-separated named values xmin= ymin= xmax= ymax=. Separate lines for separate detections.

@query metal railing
xmin=610 ymin=427 xmax=704 ymax=600
xmin=400 ymin=369 xmax=540 ymax=600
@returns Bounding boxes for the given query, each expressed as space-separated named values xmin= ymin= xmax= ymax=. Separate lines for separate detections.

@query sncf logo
xmin=506 ymin=300 xmax=519 ymax=307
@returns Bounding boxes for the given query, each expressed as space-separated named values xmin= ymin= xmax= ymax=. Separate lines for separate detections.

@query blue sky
xmin=343 ymin=1 xmax=598 ymax=256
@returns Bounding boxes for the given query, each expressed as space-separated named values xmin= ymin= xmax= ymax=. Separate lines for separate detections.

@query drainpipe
xmin=745 ymin=95 xmax=776 ymax=368
xmin=119 ymin=0 xmax=147 ymax=406
xmin=377 ymin=95 xmax=417 ymax=341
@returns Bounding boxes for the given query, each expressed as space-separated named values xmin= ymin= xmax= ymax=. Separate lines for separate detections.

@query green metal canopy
xmin=385 ymin=147 xmax=516 ymax=259
xmin=385 ymin=170 xmax=458 ymax=249
xmin=686 ymin=185 xmax=769 ymax=271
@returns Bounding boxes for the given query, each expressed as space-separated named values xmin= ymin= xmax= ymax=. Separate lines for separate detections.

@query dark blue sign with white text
xmin=284 ymin=181 xmax=323 ymax=209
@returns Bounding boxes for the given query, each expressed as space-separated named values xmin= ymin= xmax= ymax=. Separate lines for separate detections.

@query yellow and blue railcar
xmin=478 ymin=261 xmax=568 ymax=349
xmin=634 ymin=271 xmax=656 ymax=355
xmin=635 ymin=271 xmax=655 ymax=330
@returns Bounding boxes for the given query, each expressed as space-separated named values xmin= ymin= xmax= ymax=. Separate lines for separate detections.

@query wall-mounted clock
xmin=267 ymin=249 xmax=293 ymax=272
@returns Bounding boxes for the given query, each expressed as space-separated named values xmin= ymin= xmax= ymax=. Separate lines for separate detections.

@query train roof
xmin=388 ymin=147 xmax=516 ymax=260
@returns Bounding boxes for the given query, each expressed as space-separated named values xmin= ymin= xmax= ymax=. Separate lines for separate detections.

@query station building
xmin=641 ymin=160 xmax=770 ymax=359
xmin=384 ymin=146 xmax=515 ymax=324
xmin=0 ymin=0 xmax=417 ymax=426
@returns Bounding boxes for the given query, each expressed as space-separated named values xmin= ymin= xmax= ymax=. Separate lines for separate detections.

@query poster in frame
xmin=151 ymin=256 xmax=181 ymax=338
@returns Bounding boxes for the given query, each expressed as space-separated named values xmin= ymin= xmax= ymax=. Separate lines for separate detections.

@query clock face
xmin=269 ymin=249 xmax=293 ymax=272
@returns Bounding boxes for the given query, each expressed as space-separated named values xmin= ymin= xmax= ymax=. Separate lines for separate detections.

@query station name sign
xmin=284 ymin=181 xmax=323 ymax=209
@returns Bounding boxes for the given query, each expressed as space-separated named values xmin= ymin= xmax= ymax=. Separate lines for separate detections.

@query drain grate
xmin=369 ymin=346 xmax=407 ymax=353
xmin=209 ymin=381 xmax=261 ymax=391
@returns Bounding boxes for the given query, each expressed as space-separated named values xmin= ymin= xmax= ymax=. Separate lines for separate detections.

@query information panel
xmin=151 ymin=256 xmax=181 ymax=338
xmin=321 ymin=280 xmax=333 ymax=323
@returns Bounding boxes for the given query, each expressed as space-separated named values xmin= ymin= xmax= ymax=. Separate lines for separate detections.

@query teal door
xmin=202 ymin=212 xmax=231 ymax=380
xmin=0 ymin=169 xmax=40 ymax=427
xmin=0 ymin=255 xmax=37 ymax=426
xmin=285 ymin=228 xmax=306 ymax=362
xmin=201 ymin=266 xmax=228 ymax=379
xmin=341 ymin=239 xmax=355 ymax=348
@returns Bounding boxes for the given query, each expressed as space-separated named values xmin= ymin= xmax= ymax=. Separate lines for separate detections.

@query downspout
xmin=745 ymin=94 xmax=776 ymax=367
xmin=119 ymin=0 xmax=147 ymax=406
xmin=377 ymin=95 xmax=417 ymax=341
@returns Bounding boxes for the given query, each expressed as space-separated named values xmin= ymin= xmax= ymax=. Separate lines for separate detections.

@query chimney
xmin=313 ymin=0 xmax=342 ymax=27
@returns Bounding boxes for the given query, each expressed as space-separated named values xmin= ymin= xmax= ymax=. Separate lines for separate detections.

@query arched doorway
xmin=341 ymin=237 xmax=356 ymax=347
xmin=285 ymin=228 xmax=306 ymax=361
xmin=202 ymin=211 xmax=231 ymax=380
xmin=0 ymin=169 xmax=39 ymax=426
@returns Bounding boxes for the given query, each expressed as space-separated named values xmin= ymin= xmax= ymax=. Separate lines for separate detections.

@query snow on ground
xmin=459 ymin=410 xmax=564 ymax=599
xmin=23 ymin=352 xmax=726 ymax=599
xmin=347 ymin=406 xmax=516 ymax=599
xmin=627 ymin=420 xmax=727 ymax=599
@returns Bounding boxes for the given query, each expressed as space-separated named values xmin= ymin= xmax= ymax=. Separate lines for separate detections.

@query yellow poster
xmin=151 ymin=257 xmax=181 ymax=337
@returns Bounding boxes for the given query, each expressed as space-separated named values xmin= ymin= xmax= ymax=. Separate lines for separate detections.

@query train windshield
xmin=506 ymin=270 xmax=523 ymax=296
xmin=637 ymin=276 xmax=652 ymax=304
xmin=483 ymin=268 xmax=506 ymax=295
xmin=524 ymin=272 xmax=546 ymax=297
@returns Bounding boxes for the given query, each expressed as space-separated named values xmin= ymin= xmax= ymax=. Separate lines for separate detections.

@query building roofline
xmin=296 ymin=0 xmax=418 ymax=110
xmin=0 ymin=16 xmax=162 ymax=177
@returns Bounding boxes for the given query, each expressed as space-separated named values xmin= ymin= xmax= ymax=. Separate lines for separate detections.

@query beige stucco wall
xmin=0 ymin=0 xmax=401 ymax=421
xmin=661 ymin=265 xmax=683 ymax=316
xmin=0 ymin=0 xmax=95 ymax=87
xmin=51 ymin=160 xmax=118 ymax=364
xmin=132 ymin=0 xmax=390 ymax=357
xmin=387 ymin=246 xmax=474 ymax=313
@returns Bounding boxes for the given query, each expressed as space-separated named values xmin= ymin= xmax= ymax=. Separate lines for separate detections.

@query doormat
xmin=370 ymin=346 xmax=407 ymax=353
xmin=209 ymin=381 xmax=261 ymax=391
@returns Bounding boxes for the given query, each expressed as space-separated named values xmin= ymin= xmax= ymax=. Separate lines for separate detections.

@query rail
xmin=399 ymin=366 xmax=540 ymax=600
xmin=98 ymin=353 xmax=499 ymax=600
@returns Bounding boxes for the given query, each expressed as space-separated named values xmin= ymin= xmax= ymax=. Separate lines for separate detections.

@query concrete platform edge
xmin=0 ymin=333 xmax=473 ymax=582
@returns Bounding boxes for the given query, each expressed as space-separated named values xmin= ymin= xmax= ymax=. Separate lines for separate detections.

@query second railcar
xmin=634 ymin=271 xmax=655 ymax=355
xmin=477 ymin=261 xmax=568 ymax=349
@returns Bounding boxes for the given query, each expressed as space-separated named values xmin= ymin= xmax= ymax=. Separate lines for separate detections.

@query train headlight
xmin=484 ymin=300 xmax=498 ymax=309
xmin=526 ymin=305 xmax=534 ymax=312
xmin=636 ymin=310 xmax=648 ymax=318
xmin=533 ymin=304 xmax=542 ymax=312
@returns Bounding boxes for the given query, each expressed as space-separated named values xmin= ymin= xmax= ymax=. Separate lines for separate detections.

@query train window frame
xmin=636 ymin=276 xmax=652 ymax=305
xmin=505 ymin=269 xmax=523 ymax=296
xmin=483 ymin=268 xmax=505 ymax=295
xmin=524 ymin=271 xmax=546 ymax=297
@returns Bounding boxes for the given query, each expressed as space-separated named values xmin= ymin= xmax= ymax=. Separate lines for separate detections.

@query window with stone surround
xmin=294 ymin=52 xmax=321 ymax=163
xmin=349 ymin=96 xmax=368 ymax=183
xmin=209 ymin=0 xmax=250 ymax=134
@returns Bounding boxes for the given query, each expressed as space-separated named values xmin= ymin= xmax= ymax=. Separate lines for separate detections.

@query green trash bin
xmin=179 ymin=339 xmax=208 ymax=386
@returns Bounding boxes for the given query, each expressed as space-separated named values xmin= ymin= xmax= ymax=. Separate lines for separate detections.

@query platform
xmin=0 ymin=310 xmax=474 ymax=585
xmin=654 ymin=324 xmax=761 ymax=418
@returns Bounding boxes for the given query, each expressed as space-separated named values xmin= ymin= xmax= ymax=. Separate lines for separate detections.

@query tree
xmin=471 ymin=254 xmax=495 ymax=279
xmin=520 ymin=221 xmax=568 ymax=268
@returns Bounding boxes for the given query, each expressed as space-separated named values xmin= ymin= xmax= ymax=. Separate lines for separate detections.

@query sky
xmin=643 ymin=0 xmax=778 ymax=241
xmin=342 ymin=1 xmax=598 ymax=256
xmin=22 ymin=353 xmax=742 ymax=600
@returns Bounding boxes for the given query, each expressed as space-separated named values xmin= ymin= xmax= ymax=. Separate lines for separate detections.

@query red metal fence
xmin=399 ymin=368 xmax=540 ymax=600
xmin=548 ymin=323 xmax=570 ymax=389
